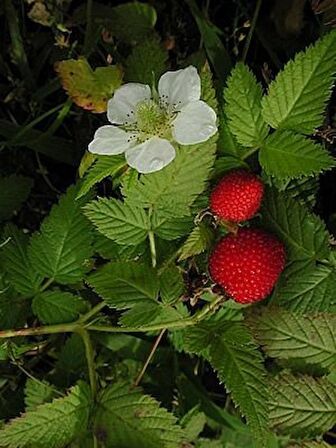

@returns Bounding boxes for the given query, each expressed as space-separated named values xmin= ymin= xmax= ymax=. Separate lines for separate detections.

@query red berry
xmin=210 ymin=170 xmax=264 ymax=223
xmin=209 ymin=228 xmax=285 ymax=304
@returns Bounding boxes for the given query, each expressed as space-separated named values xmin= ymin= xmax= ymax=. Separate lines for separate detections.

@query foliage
xmin=269 ymin=372 xmax=336 ymax=437
xmin=1 ymin=3 xmax=336 ymax=448
xmin=0 ymin=382 xmax=91 ymax=447
xmin=94 ymin=381 xmax=185 ymax=447
xmin=55 ymin=58 xmax=123 ymax=113
xmin=0 ymin=176 xmax=33 ymax=222
xmin=28 ymin=185 xmax=93 ymax=284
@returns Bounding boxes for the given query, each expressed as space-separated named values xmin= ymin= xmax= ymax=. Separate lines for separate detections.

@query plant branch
xmin=79 ymin=302 xmax=106 ymax=324
xmin=40 ymin=277 xmax=54 ymax=292
xmin=148 ymin=207 xmax=157 ymax=268
xmin=0 ymin=295 xmax=224 ymax=339
xmin=134 ymin=329 xmax=166 ymax=387
xmin=148 ymin=231 xmax=157 ymax=268
xmin=0 ymin=322 xmax=78 ymax=339
xmin=77 ymin=328 xmax=97 ymax=400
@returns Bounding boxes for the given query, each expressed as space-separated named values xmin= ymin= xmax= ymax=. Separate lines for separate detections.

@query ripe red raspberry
xmin=209 ymin=228 xmax=285 ymax=304
xmin=210 ymin=170 xmax=264 ymax=223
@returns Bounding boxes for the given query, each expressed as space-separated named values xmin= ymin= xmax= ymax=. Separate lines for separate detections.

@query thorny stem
xmin=0 ymin=295 xmax=224 ymax=339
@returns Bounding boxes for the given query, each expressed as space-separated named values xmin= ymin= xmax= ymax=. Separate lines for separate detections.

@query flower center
xmin=134 ymin=99 xmax=172 ymax=142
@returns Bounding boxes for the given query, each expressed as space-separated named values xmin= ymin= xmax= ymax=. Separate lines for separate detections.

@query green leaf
xmin=126 ymin=139 xmax=216 ymax=217
xmin=152 ymin=212 xmax=193 ymax=241
xmin=0 ymin=119 xmax=76 ymax=166
xmin=259 ymin=131 xmax=335 ymax=180
xmin=272 ymin=264 xmax=336 ymax=313
xmin=262 ymin=31 xmax=336 ymax=134
xmin=111 ymin=2 xmax=157 ymax=41
xmin=288 ymin=441 xmax=333 ymax=448
xmin=125 ymin=37 xmax=168 ymax=85
xmin=28 ymin=185 xmax=93 ymax=284
xmin=250 ymin=308 xmax=336 ymax=369
xmin=94 ymin=381 xmax=185 ymax=448
xmin=0 ymin=295 xmax=27 ymax=330
xmin=24 ymin=379 xmax=58 ymax=411
xmin=93 ymin=233 xmax=146 ymax=261
xmin=224 ymin=63 xmax=269 ymax=147
xmin=55 ymin=335 xmax=86 ymax=384
xmin=213 ymin=156 xmax=247 ymax=180
xmin=87 ymin=262 xmax=159 ymax=309
xmin=217 ymin=109 xmax=244 ymax=158
xmin=267 ymin=175 xmax=318 ymax=210
xmin=0 ymin=340 xmax=39 ymax=361
xmin=261 ymin=188 xmax=330 ymax=261
xmin=200 ymin=62 xmax=218 ymax=112
xmin=32 ymin=290 xmax=87 ymax=324
xmin=84 ymin=198 xmax=149 ymax=246
xmin=0 ymin=382 xmax=91 ymax=448
xmin=269 ymin=372 xmax=336 ymax=437
xmin=197 ymin=440 xmax=222 ymax=448
xmin=184 ymin=0 xmax=231 ymax=82
xmin=159 ymin=266 xmax=185 ymax=304
xmin=96 ymin=1 xmax=157 ymax=43
xmin=178 ymin=222 xmax=214 ymax=260
xmin=1 ymin=224 xmax=42 ymax=295
xmin=77 ymin=155 xmax=126 ymax=199
xmin=183 ymin=322 xmax=270 ymax=447
xmin=78 ymin=151 xmax=96 ymax=178
xmin=180 ymin=407 xmax=206 ymax=442
xmin=0 ymin=175 xmax=33 ymax=222
xmin=120 ymin=302 xmax=184 ymax=328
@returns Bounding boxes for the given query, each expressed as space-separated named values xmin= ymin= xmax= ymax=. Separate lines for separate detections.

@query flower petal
xmin=107 ymin=83 xmax=151 ymax=125
xmin=172 ymin=100 xmax=217 ymax=145
xmin=88 ymin=125 xmax=134 ymax=155
xmin=158 ymin=66 xmax=201 ymax=111
xmin=125 ymin=137 xmax=176 ymax=173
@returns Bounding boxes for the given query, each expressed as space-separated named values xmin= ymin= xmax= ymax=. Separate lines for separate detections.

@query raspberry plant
xmin=1 ymin=3 xmax=336 ymax=448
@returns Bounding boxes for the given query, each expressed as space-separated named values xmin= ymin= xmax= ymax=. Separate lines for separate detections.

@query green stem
xmin=0 ymin=296 xmax=224 ymax=339
xmin=77 ymin=328 xmax=97 ymax=400
xmin=79 ymin=302 xmax=106 ymax=324
xmin=7 ymin=104 xmax=63 ymax=147
xmin=87 ymin=319 xmax=193 ymax=334
xmin=148 ymin=207 xmax=157 ymax=268
xmin=241 ymin=147 xmax=259 ymax=160
xmin=134 ymin=329 xmax=166 ymax=386
xmin=242 ymin=0 xmax=263 ymax=62
xmin=193 ymin=294 xmax=225 ymax=322
xmin=148 ymin=231 xmax=157 ymax=268
xmin=0 ymin=322 xmax=78 ymax=339
xmin=40 ymin=278 xmax=54 ymax=292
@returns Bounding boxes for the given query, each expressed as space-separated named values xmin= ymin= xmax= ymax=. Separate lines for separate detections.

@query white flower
xmin=88 ymin=66 xmax=217 ymax=174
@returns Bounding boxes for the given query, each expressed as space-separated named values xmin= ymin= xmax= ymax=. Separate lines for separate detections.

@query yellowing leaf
xmin=55 ymin=57 xmax=123 ymax=113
